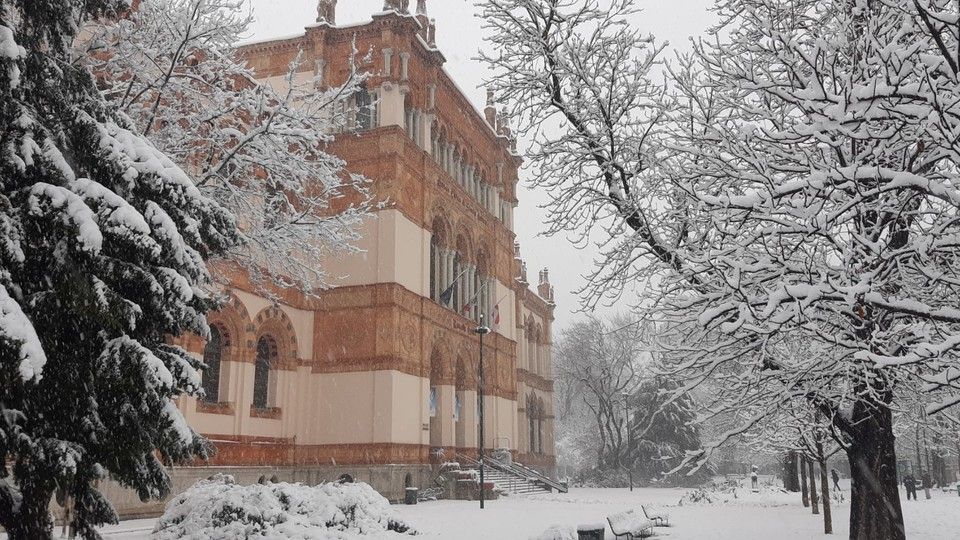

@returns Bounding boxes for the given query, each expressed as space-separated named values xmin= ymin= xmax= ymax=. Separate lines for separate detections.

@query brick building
xmin=97 ymin=0 xmax=555 ymax=516
xmin=103 ymin=0 xmax=557 ymax=515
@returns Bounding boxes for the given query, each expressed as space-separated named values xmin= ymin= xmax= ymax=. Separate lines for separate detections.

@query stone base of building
xmin=97 ymin=464 xmax=435 ymax=520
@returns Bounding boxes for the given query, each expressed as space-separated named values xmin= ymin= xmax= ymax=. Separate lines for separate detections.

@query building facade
xmin=109 ymin=0 xmax=557 ymax=510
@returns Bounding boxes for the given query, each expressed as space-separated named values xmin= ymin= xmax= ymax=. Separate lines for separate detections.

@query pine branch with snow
xmin=0 ymin=0 xmax=239 ymax=537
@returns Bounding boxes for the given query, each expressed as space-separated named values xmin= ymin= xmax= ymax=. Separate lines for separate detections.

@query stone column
xmin=468 ymin=265 xmax=476 ymax=318
xmin=444 ymin=249 xmax=452 ymax=299
xmin=423 ymin=112 xmax=435 ymax=155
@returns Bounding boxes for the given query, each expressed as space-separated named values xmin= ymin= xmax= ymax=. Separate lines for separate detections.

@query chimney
xmin=538 ymin=269 xmax=554 ymax=302
xmin=316 ymin=0 xmax=336 ymax=24
xmin=496 ymin=109 xmax=510 ymax=137
xmin=383 ymin=0 xmax=409 ymax=13
xmin=484 ymin=88 xmax=497 ymax=128
xmin=415 ymin=1 xmax=429 ymax=40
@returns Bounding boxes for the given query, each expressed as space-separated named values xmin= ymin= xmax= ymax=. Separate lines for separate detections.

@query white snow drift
xmin=153 ymin=475 xmax=417 ymax=539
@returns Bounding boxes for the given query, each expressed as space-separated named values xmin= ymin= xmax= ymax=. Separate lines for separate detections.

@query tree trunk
xmin=808 ymin=457 xmax=820 ymax=515
xmin=818 ymin=451 xmax=833 ymax=534
xmin=784 ymin=450 xmax=800 ymax=492
xmin=800 ymin=454 xmax=810 ymax=507
xmin=1 ymin=482 xmax=55 ymax=539
xmin=846 ymin=403 xmax=905 ymax=540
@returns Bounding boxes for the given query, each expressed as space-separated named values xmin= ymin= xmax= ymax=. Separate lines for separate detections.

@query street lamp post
xmin=475 ymin=315 xmax=491 ymax=509
xmin=622 ymin=392 xmax=633 ymax=492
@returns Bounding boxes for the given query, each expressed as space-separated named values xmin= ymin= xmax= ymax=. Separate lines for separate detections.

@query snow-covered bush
xmin=154 ymin=475 xmax=417 ymax=539
xmin=530 ymin=525 xmax=577 ymax=540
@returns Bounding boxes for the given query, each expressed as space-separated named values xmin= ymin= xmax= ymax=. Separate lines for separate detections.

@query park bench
xmin=607 ymin=510 xmax=654 ymax=539
xmin=641 ymin=505 xmax=670 ymax=526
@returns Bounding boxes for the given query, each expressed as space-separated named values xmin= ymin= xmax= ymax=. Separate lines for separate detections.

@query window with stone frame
xmin=253 ymin=335 xmax=278 ymax=410
xmin=201 ymin=325 xmax=225 ymax=402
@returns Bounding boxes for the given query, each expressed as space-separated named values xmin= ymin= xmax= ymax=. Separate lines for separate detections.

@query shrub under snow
xmin=154 ymin=475 xmax=417 ymax=539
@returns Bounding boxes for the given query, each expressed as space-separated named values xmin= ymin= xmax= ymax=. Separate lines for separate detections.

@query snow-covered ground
xmin=32 ymin=481 xmax=960 ymax=539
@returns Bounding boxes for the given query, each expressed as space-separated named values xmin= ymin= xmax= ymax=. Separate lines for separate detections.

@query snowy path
xmin=20 ymin=485 xmax=960 ymax=539
xmin=392 ymin=486 xmax=958 ymax=539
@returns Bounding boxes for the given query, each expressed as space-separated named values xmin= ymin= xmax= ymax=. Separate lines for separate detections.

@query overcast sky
xmin=245 ymin=0 xmax=717 ymax=332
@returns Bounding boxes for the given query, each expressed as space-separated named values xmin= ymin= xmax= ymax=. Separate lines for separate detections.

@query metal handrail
xmin=501 ymin=460 xmax=568 ymax=493
xmin=457 ymin=453 xmax=567 ymax=493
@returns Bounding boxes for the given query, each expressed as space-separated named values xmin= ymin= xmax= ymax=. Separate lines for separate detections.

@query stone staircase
xmin=476 ymin=466 xmax=552 ymax=495
xmin=456 ymin=454 xmax=563 ymax=496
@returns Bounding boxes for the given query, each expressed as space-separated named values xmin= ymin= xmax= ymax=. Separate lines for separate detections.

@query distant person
xmin=904 ymin=474 xmax=917 ymax=500
xmin=832 ymin=469 xmax=841 ymax=492
xmin=751 ymin=465 xmax=759 ymax=490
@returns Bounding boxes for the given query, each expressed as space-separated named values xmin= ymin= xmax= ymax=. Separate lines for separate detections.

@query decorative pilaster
xmin=399 ymin=52 xmax=410 ymax=81
xmin=382 ymin=48 xmax=393 ymax=77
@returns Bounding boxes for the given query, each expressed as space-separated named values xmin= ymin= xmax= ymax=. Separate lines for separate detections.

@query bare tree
xmin=82 ymin=0 xmax=374 ymax=297
xmin=554 ymin=316 xmax=646 ymax=472
xmin=477 ymin=1 xmax=960 ymax=538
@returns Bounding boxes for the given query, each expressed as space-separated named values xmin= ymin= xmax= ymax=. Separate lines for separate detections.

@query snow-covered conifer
xmin=0 ymin=0 xmax=239 ymax=537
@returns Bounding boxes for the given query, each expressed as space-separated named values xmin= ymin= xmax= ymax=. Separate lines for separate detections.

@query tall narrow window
xmin=202 ymin=326 xmax=223 ymax=402
xmin=452 ymin=253 xmax=462 ymax=311
xmin=528 ymin=396 xmax=536 ymax=453
xmin=356 ymin=86 xmax=374 ymax=130
xmin=253 ymin=336 xmax=277 ymax=410
xmin=536 ymin=401 xmax=544 ymax=454
xmin=430 ymin=237 xmax=438 ymax=301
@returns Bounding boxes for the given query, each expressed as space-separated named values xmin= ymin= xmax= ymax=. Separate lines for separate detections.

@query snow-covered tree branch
xmin=82 ymin=0 xmax=375 ymax=297
xmin=478 ymin=1 xmax=960 ymax=538
xmin=1 ymin=0 xmax=240 ymax=536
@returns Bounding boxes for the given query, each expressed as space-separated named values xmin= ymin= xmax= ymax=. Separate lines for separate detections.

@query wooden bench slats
xmin=607 ymin=510 xmax=654 ymax=539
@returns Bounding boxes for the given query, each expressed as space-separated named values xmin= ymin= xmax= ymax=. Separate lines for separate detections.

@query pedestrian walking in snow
xmin=903 ymin=474 xmax=917 ymax=501
xmin=831 ymin=469 xmax=841 ymax=492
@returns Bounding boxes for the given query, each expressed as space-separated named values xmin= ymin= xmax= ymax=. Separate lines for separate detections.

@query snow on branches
xmin=82 ymin=0 xmax=374 ymax=297
xmin=1 ymin=0 xmax=239 ymax=536
xmin=478 ymin=1 xmax=960 ymax=537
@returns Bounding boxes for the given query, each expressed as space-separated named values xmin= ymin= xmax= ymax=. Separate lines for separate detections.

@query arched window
xmin=536 ymin=398 xmax=545 ymax=454
xmin=202 ymin=325 xmax=224 ymax=402
xmin=429 ymin=348 xmax=445 ymax=448
xmin=527 ymin=395 xmax=537 ymax=454
xmin=452 ymin=252 xmax=463 ymax=312
xmin=476 ymin=250 xmax=491 ymax=323
xmin=526 ymin=319 xmax=536 ymax=373
xmin=430 ymin=236 xmax=439 ymax=301
xmin=253 ymin=336 xmax=277 ymax=410
xmin=430 ymin=218 xmax=447 ymax=302
xmin=535 ymin=324 xmax=543 ymax=374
